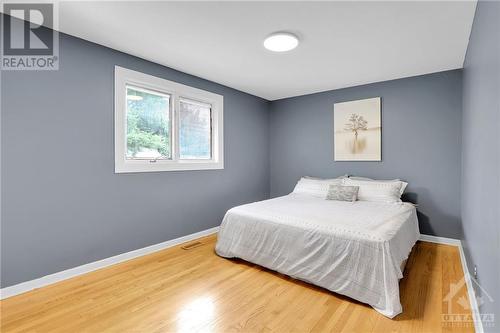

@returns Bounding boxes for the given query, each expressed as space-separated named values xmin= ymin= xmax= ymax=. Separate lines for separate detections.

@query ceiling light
xmin=263 ymin=32 xmax=299 ymax=52
xmin=127 ymin=95 xmax=143 ymax=101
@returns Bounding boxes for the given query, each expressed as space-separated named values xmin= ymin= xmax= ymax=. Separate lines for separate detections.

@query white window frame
xmin=115 ymin=66 xmax=224 ymax=173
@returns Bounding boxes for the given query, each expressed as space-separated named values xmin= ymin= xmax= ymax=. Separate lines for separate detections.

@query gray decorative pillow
xmin=326 ymin=185 xmax=359 ymax=202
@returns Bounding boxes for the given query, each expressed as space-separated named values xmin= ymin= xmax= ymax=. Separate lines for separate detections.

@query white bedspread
xmin=215 ymin=194 xmax=420 ymax=318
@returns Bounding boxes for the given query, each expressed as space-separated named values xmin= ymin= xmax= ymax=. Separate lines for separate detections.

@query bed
xmin=215 ymin=191 xmax=420 ymax=318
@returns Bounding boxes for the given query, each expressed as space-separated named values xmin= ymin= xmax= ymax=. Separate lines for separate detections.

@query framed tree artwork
xmin=334 ymin=97 xmax=381 ymax=161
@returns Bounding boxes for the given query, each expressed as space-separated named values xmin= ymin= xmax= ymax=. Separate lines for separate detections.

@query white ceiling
xmin=55 ymin=1 xmax=476 ymax=100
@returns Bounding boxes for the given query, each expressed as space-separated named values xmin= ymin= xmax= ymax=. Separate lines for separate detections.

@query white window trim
xmin=114 ymin=66 xmax=224 ymax=173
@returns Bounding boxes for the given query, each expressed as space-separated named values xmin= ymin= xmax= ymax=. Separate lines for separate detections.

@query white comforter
xmin=215 ymin=194 xmax=420 ymax=318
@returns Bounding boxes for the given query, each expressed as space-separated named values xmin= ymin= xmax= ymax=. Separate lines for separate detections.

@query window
xmin=115 ymin=66 xmax=223 ymax=173
xmin=179 ymin=98 xmax=212 ymax=160
xmin=126 ymin=85 xmax=171 ymax=160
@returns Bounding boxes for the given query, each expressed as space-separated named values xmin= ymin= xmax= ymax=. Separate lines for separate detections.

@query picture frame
xmin=334 ymin=97 xmax=381 ymax=161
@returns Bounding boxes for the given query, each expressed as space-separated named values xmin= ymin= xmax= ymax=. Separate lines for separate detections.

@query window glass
xmin=179 ymin=99 xmax=212 ymax=159
xmin=126 ymin=86 xmax=170 ymax=160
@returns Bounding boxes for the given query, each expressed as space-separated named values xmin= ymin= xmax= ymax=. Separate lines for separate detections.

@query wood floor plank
xmin=0 ymin=236 xmax=475 ymax=333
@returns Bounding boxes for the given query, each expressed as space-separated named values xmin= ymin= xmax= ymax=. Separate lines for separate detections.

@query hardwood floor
xmin=0 ymin=235 xmax=475 ymax=333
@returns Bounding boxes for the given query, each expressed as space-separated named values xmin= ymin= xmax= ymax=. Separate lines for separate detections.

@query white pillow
xmin=348 ymin=176 xmax=408 ymax=195
xmin=343 ymin=178 xmax=403 ymax=203
xmin=293 ymin=177 xmax=343 ymax=198
xmin=304 ymin=174 xmax=348 ymax=180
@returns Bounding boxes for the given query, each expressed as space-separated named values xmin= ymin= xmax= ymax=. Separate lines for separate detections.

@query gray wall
xmin=1 ymin=32 xmax=270 ymax=288
xmin=269 ymin=70 xmax=463 ymax=238
xmin=461 ymin=1 xmax=500 ymax=329
xmin=3 ymin=11 xmax=496 ymax=314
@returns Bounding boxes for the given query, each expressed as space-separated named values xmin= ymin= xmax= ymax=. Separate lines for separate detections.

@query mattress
xmin=215 ymin=193 xmax=420 ymax=318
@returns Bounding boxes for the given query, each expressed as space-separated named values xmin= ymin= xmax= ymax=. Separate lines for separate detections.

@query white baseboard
xmin=419 ymin=234 xmax=484 ymax=333
xmin=419 ymin=234 xmax=461 ymax=246
xmin=0 ymin=226 xmax=220 ymax=300
xmin=457 ymin=242 xmax=484 ymax=333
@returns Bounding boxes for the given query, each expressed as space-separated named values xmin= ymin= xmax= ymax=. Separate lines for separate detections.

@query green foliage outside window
xmin=126 ymin=87 xmax=170 ymax=158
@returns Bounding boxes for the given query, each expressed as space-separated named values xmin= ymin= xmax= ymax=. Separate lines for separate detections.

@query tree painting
xmin=334 ymin=97 xmax=381 ymax=161
xmin=344 ymin=113 xmax=368 ymax=140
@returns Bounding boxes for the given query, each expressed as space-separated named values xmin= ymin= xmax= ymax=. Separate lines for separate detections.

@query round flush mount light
xmin=263 ymin=32 xmax=299 ymax=52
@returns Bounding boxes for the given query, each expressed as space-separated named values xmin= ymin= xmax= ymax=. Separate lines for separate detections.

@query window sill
xmin=114 ymin=160 xmax=224 ymax=173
